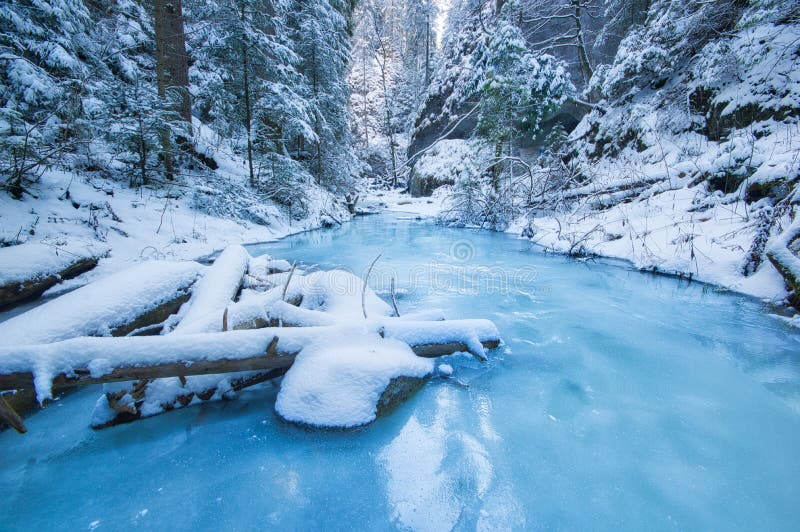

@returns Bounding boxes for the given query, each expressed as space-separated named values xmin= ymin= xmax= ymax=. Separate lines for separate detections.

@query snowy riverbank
xmin=0 ymin=170 xmax=349 ymax=310
xmin=374 ymin=189 xmax=791 ymax=309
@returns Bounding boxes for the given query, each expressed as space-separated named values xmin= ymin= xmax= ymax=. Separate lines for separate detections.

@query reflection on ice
xmin=379 ymin=387 xmax=520 ymax=531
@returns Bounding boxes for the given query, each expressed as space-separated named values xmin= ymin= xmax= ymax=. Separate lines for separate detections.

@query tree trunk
xmin=572 ymin=0 xmax=594 ymax=85
xmin=153 ymin=0 xmax=192 ymax=180
xmin=425 ymin=13 xmax=431 ymax=86
xmin=241 ymin=2 xmax=256 ymax=187
xmin=492 ymin=141 xmax=502 ymax=192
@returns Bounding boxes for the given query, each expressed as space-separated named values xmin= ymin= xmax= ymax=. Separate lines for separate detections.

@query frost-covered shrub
xmin=191 ymin=178 xmax=281 ymax=226
xmin=439 ymin=171 xmax=522 ymax=231
xmin=408 ymin=139 xmax=489 ymax=197
xmin=257 ymin=154 xmax=312 ymax=220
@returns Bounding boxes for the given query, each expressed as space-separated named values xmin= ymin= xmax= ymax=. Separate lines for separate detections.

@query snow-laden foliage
xmin=475 ymin=12 xmax=573 ymax=149
xmin=1 ymin=0 xmax=358 ymax=212
xmin=414 ymin=1 xmax=574 ymax=228
xmin=348 ymin=0 xmax=438 ymax=187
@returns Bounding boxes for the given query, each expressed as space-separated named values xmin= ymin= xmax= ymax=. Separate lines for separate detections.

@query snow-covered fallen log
xmin=766 ymin=219 xmax=800 ymax=307
xmin=0 ymin=261 xmax=203 ymax=347
xmin=98 ymin=244 xmax=253 ymax=426
xmin=89 ymin=265 xmax=398 ymax=428
xmin=0 ymin=320 xmax=500 ymax=402
xmin=0 ymin=247 xmax=503 ymax=433
xmin=0 ymin=242 xmax=106 ymax=310
xmin=172 ymin=244 xmax=250 ymax=334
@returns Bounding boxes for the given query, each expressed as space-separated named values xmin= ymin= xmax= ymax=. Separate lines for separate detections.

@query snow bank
xmin=0 ymin=241 xmax=107 ymax=286
xmin=766 ymin=219 xmax=800 ymax=289
xmin=0 ymin=261 xmax=202 ymax=347
xmin=275 ymin=333 xmax=434 ymax=428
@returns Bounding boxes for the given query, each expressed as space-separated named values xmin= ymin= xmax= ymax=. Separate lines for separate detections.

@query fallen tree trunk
xmin=0 ymin=335 xmax=499 ymax=392
xmin=0 ymin=320 xmax=500 ymax=397
xmin=0 ymin=261 xmax=203 ymax=347
xmin=0 ymin=256 xmax=100 ymax=311
xmin=0 ymin=394 xmax=27 ymax=433
xmin=766 ymin=219 xmax=800 ymax=309
xmin=0 ymin=261 xmax=203 ymax=431
xmin=96 ymin=244 xmax=253 ymax=428
xmin=0 ymin=350 xmax=296 ymax=391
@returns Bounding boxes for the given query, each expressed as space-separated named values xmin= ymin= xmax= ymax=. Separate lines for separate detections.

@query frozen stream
xmin=2 ymin=213 xmax=800 ymax=530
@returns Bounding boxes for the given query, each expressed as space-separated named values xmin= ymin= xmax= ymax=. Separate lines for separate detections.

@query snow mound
xmin=275 ymin=333 xmax=434 ymax=428
xmin=0 ymin=261 xmax=202 ymax=347
xmin=297 ymin=270 xmax=393 ymax=320
xmin=248 ymin=254 xmax=293 ymax=277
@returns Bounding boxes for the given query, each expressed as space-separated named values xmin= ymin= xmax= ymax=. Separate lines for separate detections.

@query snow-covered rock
xmin=275 ymin=333 xmax=434 ymax=428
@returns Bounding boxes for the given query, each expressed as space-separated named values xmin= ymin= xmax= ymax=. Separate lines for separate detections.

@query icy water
xmin=2 ymin=213 xmax=800 ymax=531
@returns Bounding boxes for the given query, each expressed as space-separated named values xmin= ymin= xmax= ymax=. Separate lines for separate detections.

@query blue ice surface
xmin=2 ymin=212 xmax=800 ymax=531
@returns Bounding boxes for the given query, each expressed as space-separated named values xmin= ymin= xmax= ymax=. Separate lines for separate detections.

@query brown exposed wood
xmin=0 ymin=394 xmax=26 ymax=433
xmin=153 ymin=0 xmax=191 ymax=124
xmin=376 ymin=376 xmax=427 ymax=418
xmin=0 ymin=257 xmax=99 ymax=311
xmin=111 ymin=292 xmax=192 ymax=337
xmin=0 ymin=352 xmax=297 ymax=392
xmin=0 ymin=339 xmax=498 ymax=393
xmin=412 ymin=340 xmax=499 ymax=361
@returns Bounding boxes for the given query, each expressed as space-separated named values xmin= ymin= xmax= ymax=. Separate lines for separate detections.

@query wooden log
xmin=94 ymin=366 xmax=291 ymax=430
xmin=0 ymin=350 xmax=296 ymax=392
xmin=112 ymin=292 xmax=191 ymax=337
xmin=376 ymin=376 xmax=427 ymax=418
xmin=412 ymin=340 xmax=500 ymax=360
xmin=0 ymin=334 xmax=499 ymax=393
xmin=0 ymin=256 xmax=99 ymax=311
xmin=766 ymin=220 xmax=800 ymax=310
xmin=0 ymin=394 xmax=26 ymax=433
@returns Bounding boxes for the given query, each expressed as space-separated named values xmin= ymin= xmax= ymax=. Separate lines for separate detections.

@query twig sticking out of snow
xmin=279 ymin=262 xmax=298 ymax=328
xmin=362 ymin=254 xmax=382 ymax=319
xmin=390 ymin=277 xmax=400 ymax=318
xmin=0 ymin=394 xmax=26 ymax=434
xmin=281 ymin=262 xmax=297 ymax=303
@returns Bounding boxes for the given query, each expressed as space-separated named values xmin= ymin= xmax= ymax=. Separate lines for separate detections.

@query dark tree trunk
xmin=153 ymin=0 xmax=192 ymax=180
xmin=240 ymin=1 xmax=255 ymax=187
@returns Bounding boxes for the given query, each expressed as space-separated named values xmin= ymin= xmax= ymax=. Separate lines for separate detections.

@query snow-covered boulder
xmin=275 ymin=333 xmax=434 ymax=428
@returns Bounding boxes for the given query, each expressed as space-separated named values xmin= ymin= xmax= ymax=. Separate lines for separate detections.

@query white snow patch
xmin=275 ymin=332 xmax=434 ymax=428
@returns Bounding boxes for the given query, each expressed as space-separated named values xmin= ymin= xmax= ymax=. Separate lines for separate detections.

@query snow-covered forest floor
xmin=0 ymin=152 xmax=348 ymax=308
